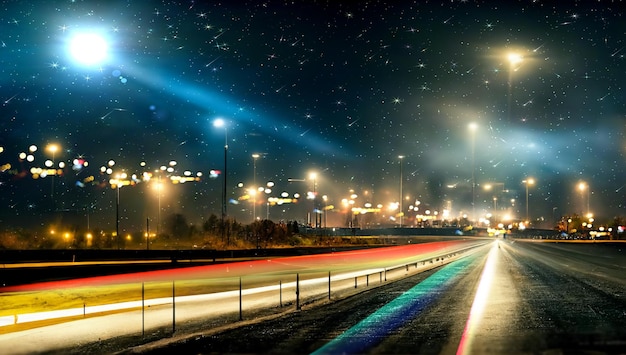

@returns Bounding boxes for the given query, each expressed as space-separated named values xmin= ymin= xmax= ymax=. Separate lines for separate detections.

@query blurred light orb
xmin=69 ymin=32 xmax=108 ymax=65
xmin=29 ymin=145 xmax=37 ymax=153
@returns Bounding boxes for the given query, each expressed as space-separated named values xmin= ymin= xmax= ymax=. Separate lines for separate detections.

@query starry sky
xmin=1 ymin=0 xmax=625 ymax=231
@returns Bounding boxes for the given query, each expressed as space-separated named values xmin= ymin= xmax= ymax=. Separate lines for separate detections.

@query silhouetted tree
xmin=203 ymin=214 xmax=220 ymax=235
xmin=165 ymin=213 xmax=190 ymax=240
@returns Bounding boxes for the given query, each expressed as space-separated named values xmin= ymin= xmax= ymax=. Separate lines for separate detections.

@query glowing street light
xmin=523 ymin=178 xmax=535 ymax=223
xmin=578 ymin=181 xmax=589 ymax=216
xmin=398 ymin=155 xmax=405 ymax=227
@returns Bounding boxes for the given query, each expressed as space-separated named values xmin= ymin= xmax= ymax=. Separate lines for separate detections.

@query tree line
xmin=0 ymin=213 xmax=304 ymax=250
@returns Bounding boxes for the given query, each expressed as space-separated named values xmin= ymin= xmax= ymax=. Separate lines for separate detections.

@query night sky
xmin=1 ymin=1 xmax=625 ymax=231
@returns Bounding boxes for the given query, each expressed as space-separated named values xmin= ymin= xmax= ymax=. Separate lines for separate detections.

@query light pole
xmin=578 ymin=181 xmax=589 ymax=216
xmin=468 ymin=123 xmax=478 ymax=224
xmin=153 ymin=176 xmax=164 ymax=238
xmin=484 ymin=182 xmax=505 ymax=224
xmin=46 ymin=144 xmax=60 ymax=212
xmin=116 ymin=180 xmax=120 ymax=250
xmin=523 ymin=178 xmax=535 ymax=223
xmin=398 ymin=155 xmax=405 ymax=227
xmin=265 ymin=181 xmax=274 ymax=220
xmin=113 ymin=173 xmax=127 ymax=250
xmin=309 ymin=172 xmax=319 ymax=228
xmin=214 ymin=118 xmax=228 ymax=244
xmin=252 ymin=153 xmax=260 ymax=222
xmin=507 ymin=52 xmax=523 ymax=121
xmin=322 ymin=195 xmax=328 ymax=228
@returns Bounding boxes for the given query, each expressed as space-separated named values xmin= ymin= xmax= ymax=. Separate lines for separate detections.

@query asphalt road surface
xmin=123 ymin=240 xmax=626 ymax=355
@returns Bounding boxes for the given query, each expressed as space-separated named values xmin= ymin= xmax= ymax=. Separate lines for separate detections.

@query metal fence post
xmin=296 ymin=273 xmax=300 ymax=311
xmin=172 ymin=280 xmax=176 ymax=334
xmin=328 ymin=271 xmax=331 ymax=300
xmin=239 ymin=277 xmax=243 ymax=321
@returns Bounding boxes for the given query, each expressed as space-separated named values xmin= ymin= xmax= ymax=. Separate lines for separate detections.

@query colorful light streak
xmin=456 ymin=241 xmax=499 ymax=355
xmin=311 ymin=246 xmax=487 ymax=355
xmin=1 ymin=241 xmax=476 ymax=293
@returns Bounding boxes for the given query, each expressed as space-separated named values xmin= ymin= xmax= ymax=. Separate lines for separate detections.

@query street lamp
xmin=484 ymin=182 xmax=505 ymax=223
xmin=507 ymin=52 xmax=523 ymax=121
xmin=523 ymin=178 xmax=535 ymax=223
xmin=153 ymin=177 xmax=164 ymax=238
xmin=578 ymin=181 xmax=589 ymax=216
xmin=322 ymin=195 xmax=328 ymax=228
xmin=214 ymin=118 xmax=228 ymax=243
xmin=112 ymin=172 xmax=128 ymax=250
xmin=309 ymin=172 xmax=319 ymax=228
xmin=252 ymin=153 xmax=260 ymax=222
xmin=468 ymin=123 xmax=478 ymax=224
xmin=46 ymin=143 xmax=60 ymax=211
xmin=398 ymin=155 xmax=405 ymax=227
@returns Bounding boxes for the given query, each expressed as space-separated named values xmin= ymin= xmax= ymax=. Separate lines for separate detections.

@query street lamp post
xmin=578 ymin=182 xmax=589 ymax=216
xmin=116 ymin=183 xmax=120 ymax=249
xmin=468 ymin=123 xmax=478 ymax=224
xmin=153 ymin=176 xmax=164 ymax=238
xmin=507 ymin=52 xmax=523 ymax=121
xmin=398 ymin=155 xmax=405 ymax=227
xmin=46 ymin=144 xmax=60 ymax=212
xmin=523 ymin=178 xmax=535 ymax=223
xmin=322 ymin=195 xmax=328 ymax=228
xmin=309 ymin=172 xmax=319 ymax=228
xmin=252 ymin=153 xmax=260 ymax=222
xmin=113 ymin=173 xmax=127 ymax=250
xmin=484 ymin=182 xmax=505 ymax=224
xmin=214 ymin=118 xmax=228 ymax=244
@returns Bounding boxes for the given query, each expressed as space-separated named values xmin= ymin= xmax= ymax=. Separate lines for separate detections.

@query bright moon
xmin=69 ymin=33 xmax=108 ymax=65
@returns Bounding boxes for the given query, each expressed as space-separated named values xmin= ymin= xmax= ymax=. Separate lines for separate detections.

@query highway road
xmin=124 ymin=239 xmax=626 ymax=354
